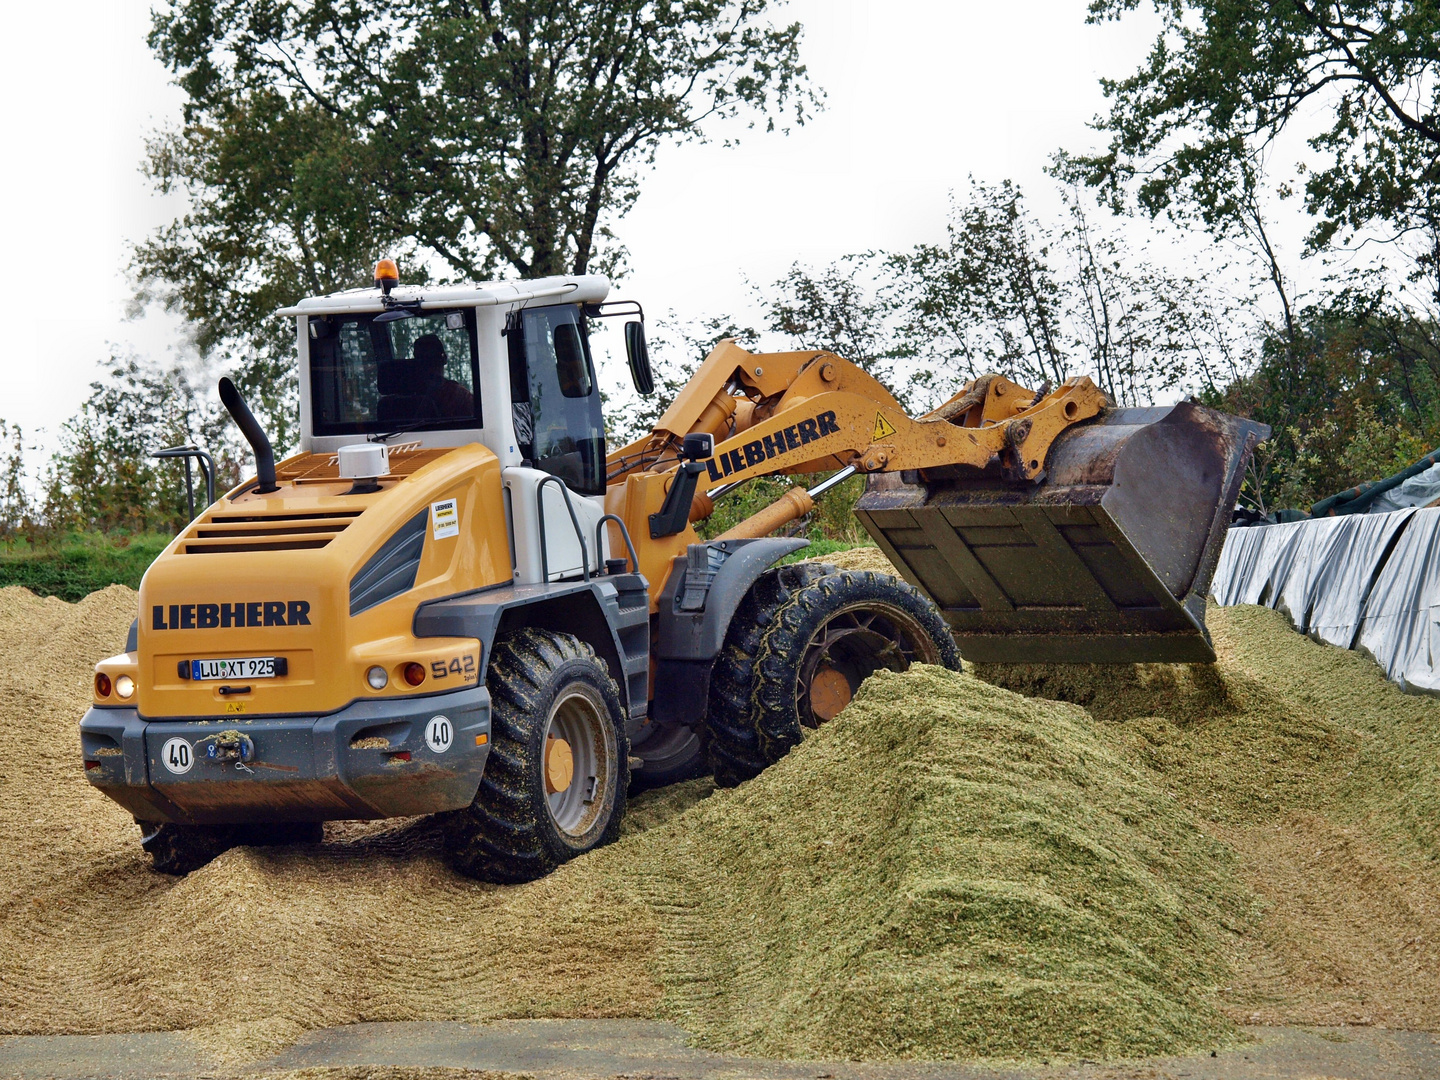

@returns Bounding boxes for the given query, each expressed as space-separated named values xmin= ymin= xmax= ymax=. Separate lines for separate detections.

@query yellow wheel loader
xmin=80 ymin=263 xmax=1267 ymax=880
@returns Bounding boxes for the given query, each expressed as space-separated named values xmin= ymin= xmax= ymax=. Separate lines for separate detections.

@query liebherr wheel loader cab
xmin=80 ymin=264 xmax=1265 ymax=881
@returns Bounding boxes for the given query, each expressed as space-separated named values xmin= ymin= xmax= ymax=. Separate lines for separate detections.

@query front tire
xmin=444 ymin=629 xmax=629 ymax=883
xmin=702 ymin=562 xmax=838 ymax=787
xmin=753 ymin=569 xmax=962 ymax=761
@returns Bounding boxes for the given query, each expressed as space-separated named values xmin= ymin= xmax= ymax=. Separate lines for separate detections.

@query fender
xmin=650 ymin=536 xmax=809 ymax=730
xmin=414 ymin=574 xmax=652 ymax=723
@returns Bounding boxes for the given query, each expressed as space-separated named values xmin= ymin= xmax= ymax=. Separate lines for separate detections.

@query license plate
xmin=190 ymin=656 xmax=279 ymax=681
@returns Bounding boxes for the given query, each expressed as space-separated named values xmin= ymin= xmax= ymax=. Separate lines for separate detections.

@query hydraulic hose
xmin=218 ymin=377 xmax=279 ymax=494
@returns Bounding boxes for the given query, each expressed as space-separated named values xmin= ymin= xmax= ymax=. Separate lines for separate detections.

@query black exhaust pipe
xmin=218 ymin=377 xmax=279 ymax=494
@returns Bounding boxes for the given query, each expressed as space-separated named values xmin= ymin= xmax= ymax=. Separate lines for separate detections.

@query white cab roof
xmin=276 ymin=273 xmax=611 ymax=316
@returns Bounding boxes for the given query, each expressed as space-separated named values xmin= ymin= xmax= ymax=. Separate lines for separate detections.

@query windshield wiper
xmin=367 ymin=418 xmax=474 ymax=444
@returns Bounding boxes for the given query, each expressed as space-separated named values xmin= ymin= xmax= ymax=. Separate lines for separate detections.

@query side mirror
xmin=624 ymin=320 xmax=655 ymax=396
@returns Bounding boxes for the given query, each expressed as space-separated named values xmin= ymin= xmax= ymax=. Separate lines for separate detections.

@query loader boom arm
xmin=606 ymin=340 xmax=1108 ymax=490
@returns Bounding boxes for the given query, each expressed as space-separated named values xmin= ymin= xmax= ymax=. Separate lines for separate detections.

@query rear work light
xmin=94 ymin=673 xmax=112 ymax=698
xmin=115 ymin=675 xmax=135 ymax=700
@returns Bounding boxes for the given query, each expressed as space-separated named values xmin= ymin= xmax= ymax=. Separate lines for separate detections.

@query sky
xmin=0 ymin=0 xmax=1195 ymax=461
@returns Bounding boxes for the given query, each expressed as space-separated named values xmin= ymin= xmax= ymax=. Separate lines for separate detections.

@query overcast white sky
xmin=0 ymin=0 xmax=1197 ymax=459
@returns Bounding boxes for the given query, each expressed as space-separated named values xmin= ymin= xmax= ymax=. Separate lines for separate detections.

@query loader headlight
xmin=114 ymin=675 xmax=135 ymax=700
xmin=366 ymin=665 xmax=389 ymax=690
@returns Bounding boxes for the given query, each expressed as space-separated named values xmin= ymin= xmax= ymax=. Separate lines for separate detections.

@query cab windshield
xmin=308 ymin=308 xmax=481 ymax=436
xmin=507 ymin=304 xmax=606 ymax=496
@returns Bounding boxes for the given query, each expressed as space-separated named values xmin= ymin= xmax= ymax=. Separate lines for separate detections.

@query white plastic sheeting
xmin=1215 ymin=512 xmax=1416 ymax=656
xmin=1370 ymin=461 xmax=1440 ymax=513
xmin=1353 ymin=508 xmax=1440 ymax=693
xmin=1211 ymin=519 xmax=1309 ymax=608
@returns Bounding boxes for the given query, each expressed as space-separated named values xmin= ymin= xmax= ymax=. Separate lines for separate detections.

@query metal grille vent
xmin=349 ymin=510 xmax=429 ymax=616
xmin=183 ymin=510 xmax=363 ymax=554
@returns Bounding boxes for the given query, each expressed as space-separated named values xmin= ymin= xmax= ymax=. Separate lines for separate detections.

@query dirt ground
xmin=2 ymin=555 xmax=1439 ymax=1070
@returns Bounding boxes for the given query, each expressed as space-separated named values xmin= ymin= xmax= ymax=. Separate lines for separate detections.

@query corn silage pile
xmin=0 ymin=580 xmax=1251 ymax=1066
xmin=12 ymin=558 xmax=1440 ymax=1065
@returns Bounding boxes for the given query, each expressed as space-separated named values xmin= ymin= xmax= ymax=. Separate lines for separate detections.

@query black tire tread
xmin=140 ymin=819 xmax=325 ymax=875
xmin=753 ymin=569 xmax=962 ymax=762
xmin=702 ymin=562 xmax=838 ymax=786
xmin=139 ymin=822 xmax=236 ymax=875
xmin=444 ymin=628 xmax=628 ymax=883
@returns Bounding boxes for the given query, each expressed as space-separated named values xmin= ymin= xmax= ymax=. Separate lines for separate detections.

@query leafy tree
xmin=140 ymin=0 xmax=818 ymax=443
xmin=765 ymin=180 xmax=1258 ymax=410
xmin=42 ymin=356 xmax=243 ymax=536
xmin=761 ymin=255 xmax=904 ymax=389
xmin=1071 ymin=1 xmax=1440 ymax=257
xmin=0 ymin=421 xmax=32 ymax=541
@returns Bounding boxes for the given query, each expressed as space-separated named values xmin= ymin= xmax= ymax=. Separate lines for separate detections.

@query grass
xmin=0 ymin=532 xmax=171 ymax=601
xmin=780 ymin=536 xmax=875 ymax=562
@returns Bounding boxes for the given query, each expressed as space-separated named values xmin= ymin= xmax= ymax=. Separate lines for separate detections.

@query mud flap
xmin=854 ymin=402 xmax=1268 ymax=663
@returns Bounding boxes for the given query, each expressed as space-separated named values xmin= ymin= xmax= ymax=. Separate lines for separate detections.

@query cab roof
xmin=276 ymin=274 xmax=611 ymax=317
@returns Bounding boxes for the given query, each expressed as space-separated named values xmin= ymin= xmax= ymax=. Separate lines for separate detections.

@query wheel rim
xmin=796 ymin=601 xmax=941 ymax=728
xmin=542 ymin=684 xmax=613 ymax=838
xmin=628 ymin=720 xmax=700 ymax=773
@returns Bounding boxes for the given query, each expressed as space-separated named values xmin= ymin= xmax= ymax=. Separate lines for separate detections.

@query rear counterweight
xmin=80 ymin=684 xmax=491 ymax=825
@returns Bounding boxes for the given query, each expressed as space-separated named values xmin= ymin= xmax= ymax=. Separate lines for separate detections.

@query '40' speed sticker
xmin=426 ymin=715 xmax=453 ymax=753
xmin=161 ymin=737 xmax=194 ymax=774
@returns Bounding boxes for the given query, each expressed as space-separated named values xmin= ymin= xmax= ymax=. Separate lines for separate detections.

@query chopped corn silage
xmin=977 ymin=604 xmax=1440 ymax=1029
xmin=0 ymin=583 xmax=1244 ymax=1064
xmin=9 ymin=568 xmax=1440 ymax=1065
xmin=627 ymin=664 xmax=1247 ymax=1061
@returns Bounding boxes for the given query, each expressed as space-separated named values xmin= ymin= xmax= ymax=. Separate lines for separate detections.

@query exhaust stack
xmin=218 ymin=377 xmax=279 ymax=494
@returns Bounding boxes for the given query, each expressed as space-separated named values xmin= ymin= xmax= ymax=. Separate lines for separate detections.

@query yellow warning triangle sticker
xmin=872 ymin=411 xmax=897 ymax=441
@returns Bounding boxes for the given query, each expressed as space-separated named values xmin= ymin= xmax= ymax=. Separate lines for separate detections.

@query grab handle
xmin=596 ymin=513 xmax=640 ymax=574
xmin=535 ymin=474 xmax=590 ymax=583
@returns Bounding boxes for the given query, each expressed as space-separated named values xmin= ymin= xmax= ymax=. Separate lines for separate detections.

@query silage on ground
xmin=15 ymin=556 xmax=1440 ymax=1063
xmin=0 ymin=583 xmax=1247 ymax=1066
xmin=820 ymin=545 xmax=1440 ymax=1031
xmin=977 ymin=604 xmax=1440 ymax=1029
xmin=624 ymin=665 xmax=1246 ymax=1062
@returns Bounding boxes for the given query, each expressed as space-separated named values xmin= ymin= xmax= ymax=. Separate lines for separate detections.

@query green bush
xmin=696 ymin=470 xmax=872 ymax=545
xmin=0 ymin=532 xmax=171 ymax=601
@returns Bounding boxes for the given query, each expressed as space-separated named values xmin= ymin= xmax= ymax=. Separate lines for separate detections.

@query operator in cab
xmin=413 ymin=334 xmax=474 ymax=419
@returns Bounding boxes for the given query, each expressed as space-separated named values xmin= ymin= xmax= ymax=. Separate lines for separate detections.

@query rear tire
xmin=139 ymin=820 xmax=325 ymax=875
xmin=444 ymin=629 xmax=628 ymax=883
xmin=753 ymin=569 xmax=962 ymax=762
xmin=139 ymin=821 xmax=236 ymax=875
xmin=702 ymin=562 xmax=838 ymax=787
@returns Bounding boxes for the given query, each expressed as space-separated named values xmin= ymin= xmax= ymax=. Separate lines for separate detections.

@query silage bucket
xmin=854 ymin=402 xmax=1269 ymax=663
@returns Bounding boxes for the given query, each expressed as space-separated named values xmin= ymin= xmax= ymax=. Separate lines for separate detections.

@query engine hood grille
xmin=183 ymin=509 xmax=363 ymax=553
